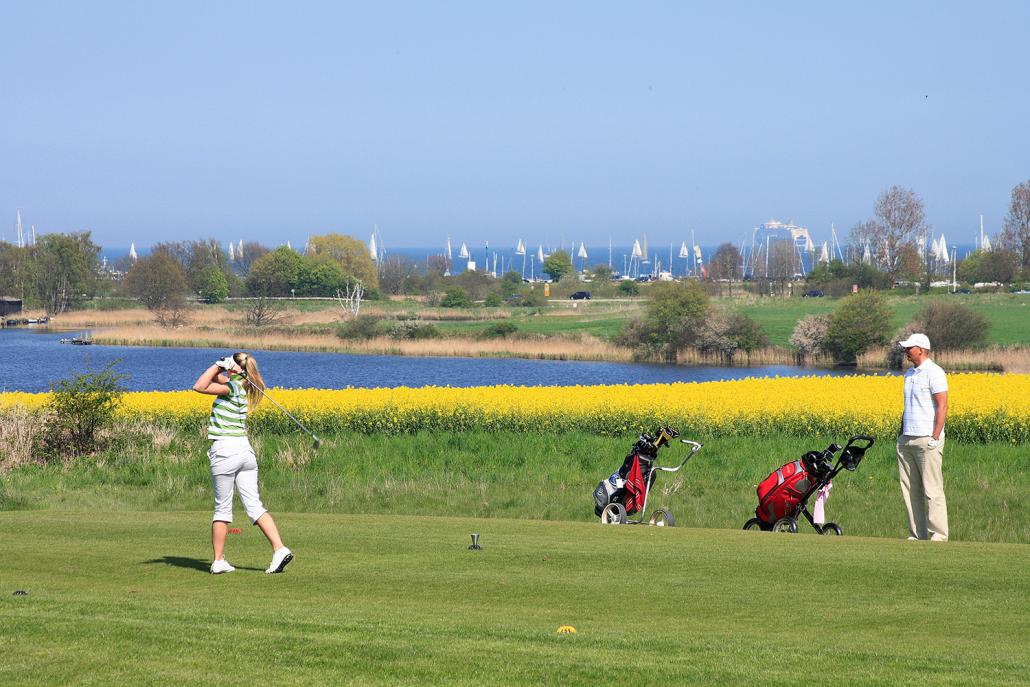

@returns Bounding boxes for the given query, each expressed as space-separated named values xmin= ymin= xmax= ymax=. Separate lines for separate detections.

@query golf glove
xmin=215 ymin=356 xmax=236 ymax=371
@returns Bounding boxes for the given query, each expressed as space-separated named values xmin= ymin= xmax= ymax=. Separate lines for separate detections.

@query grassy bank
xmin=3 ymin=431 xmax=1027 ymax=544
xmin=2 ymin=511 xmax=1028 ymax=686
xmin=42 ymin=293 xmax=1030 ymax=371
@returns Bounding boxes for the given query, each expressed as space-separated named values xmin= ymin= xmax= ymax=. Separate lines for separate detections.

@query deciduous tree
xmin=542 ymin=250 xmax=574 ymax=282
xmin=1000 ymin=178 xmax=1030 ymax=270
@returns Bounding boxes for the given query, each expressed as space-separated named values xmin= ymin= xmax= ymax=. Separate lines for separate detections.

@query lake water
xmin=0 ymin=328 xmax=885 ymax=393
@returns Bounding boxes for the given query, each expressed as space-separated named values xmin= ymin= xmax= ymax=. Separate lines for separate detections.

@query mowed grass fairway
xmin=1 ymin=513 xmax=1027 ymax=686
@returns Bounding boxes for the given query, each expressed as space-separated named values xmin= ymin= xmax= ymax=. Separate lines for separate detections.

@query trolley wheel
xmin=648 ymin=509 xmax=676 ymax=527
xmin=772 ymin=517 xmax=798 ymax=533
xmin=820 ymin=522 xmax=843 ymax=536
xmin=742 ymin=517 xmax=764 ymax=531
xmin=600 ymin=503 xmax=628 ymax=525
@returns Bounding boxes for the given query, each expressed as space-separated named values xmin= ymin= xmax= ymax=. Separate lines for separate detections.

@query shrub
xmin=514 ymin=290 xmax=548 ymax=308
xmin=483 ymin=292 xmax=503 ymax=308
xmin=725 ymin=312 xmax=768 ymax=354
xmin=789 ymin=314 xmax=832 ymax=363
xmin=916 ymin=300 xmax=990 ymax=350
xmin=618 ymin=281 xmax=709 ymax=360
xmin=32 ymin=363 xmax=126 ymax=462
xmin=824 ymin=291 xmax=892 ymax=364
xmin=478 ymin=322 xmax=518 ymax=339
xmin=618 ymin=280 xmax=640 ymax=296
xmin=390 ymin=322 xmax=441 ymax=340
xmin=336 ymin=314 xmax=388 ymax=340
xmin=441 ymin=287 xmax=472 ymax=308
xmin=694 ymin=312 xmax=768 ymax=363
xmin=242 ymin=297 xmax=287 ymax=327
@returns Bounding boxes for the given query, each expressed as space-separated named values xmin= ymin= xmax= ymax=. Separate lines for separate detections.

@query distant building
xmin=1 ymin=297 xmax=23 ymax=317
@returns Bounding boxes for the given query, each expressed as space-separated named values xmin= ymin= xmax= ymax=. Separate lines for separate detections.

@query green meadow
xmin=2 ymin=511 xmax=1027 ymax=686
xmin=3 ymin=428 xmax=1030 ymax=685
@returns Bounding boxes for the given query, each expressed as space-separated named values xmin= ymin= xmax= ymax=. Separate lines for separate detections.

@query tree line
xmin=3 ymin=178 xmax=1029 ymax=317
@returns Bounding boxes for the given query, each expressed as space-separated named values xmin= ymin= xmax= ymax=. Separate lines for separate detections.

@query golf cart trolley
xmin=743 ymin=435 xmax=875 ymax=535
xmin=593 ymin=427 xmax=703 ymax=527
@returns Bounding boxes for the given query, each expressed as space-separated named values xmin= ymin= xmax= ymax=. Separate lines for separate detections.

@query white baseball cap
xmin=898 ymin=333 xmax=931 ymax=350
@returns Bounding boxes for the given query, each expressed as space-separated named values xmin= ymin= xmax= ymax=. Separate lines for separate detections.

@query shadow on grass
xmin=142 ymin=556 xmax=265 ymax=573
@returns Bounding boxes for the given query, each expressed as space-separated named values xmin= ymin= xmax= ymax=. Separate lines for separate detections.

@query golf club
xmin=241 ymin=373 xmax=321 ymax=450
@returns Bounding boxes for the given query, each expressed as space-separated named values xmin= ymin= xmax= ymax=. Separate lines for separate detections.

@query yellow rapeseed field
xmin=2 ymin=374 xmax=1028 ymax=441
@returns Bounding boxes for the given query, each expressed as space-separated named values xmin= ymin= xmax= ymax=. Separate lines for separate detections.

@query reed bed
xmin=51 ymin=306 xmax=342 ymax=328
xmin=0 ymin=406 xmax=35 ymax=472
xmin=92 ymin=325 xmax=632 ymax=361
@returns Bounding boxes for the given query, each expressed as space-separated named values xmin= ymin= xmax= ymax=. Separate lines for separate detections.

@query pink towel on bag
xmin=813 ymin=482 xmax=833 ymax=524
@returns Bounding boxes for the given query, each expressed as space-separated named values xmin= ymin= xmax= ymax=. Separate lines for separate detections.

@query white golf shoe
xmin=266 ymin=547 xmax=293 ymax=574
xmin=210 ymin=558 xmax=236 ymax=574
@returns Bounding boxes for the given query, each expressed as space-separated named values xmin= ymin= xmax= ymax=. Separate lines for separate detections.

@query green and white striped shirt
xmin=207 ymin=376 xmax=248 ymax=439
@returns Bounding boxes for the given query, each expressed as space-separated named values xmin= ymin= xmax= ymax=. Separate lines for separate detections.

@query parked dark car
xmin=569 ymin=291 xmax=591 ymax=300
xmin=803 ymin=289 xmax=824 ymax=298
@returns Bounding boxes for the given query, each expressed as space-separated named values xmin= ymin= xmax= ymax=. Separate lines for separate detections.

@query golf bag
xmin=593 ymin=428 xmax=677 ymax=516
xmin=747 ymin=435 xmax=875 ymax=533
xmin=755 ymin=454 xmax=831 ymax=525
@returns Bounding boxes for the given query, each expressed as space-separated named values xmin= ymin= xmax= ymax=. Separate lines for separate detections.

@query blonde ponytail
xmin=233 ymin=352 xmax=265 ymax=408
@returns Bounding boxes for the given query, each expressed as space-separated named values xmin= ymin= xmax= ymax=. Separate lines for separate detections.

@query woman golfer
xmin=193 ymin=352 xmax=293 ymax=574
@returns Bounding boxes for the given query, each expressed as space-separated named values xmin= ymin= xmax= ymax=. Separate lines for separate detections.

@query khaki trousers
xmin=896 ymin=435 xmax=949 ymax=541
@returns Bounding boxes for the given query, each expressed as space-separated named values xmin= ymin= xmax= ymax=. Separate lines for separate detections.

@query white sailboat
xmin=515 ymin=239 xmax=527 ymax=278
xmin=980 ymin=215 xmax=992 ymax=252
xmin=14 ymin=210 xmax=24 ymax=248
xmin=938 ymin=235 xmax=950 ymax=263
xmin=228 ymin=242 xmax=235 ymax=261
xmin=446 ymin=235 xmax=453 ymax=260
xmin=458 ymin=242 xmax=470 ymax=259
xmin=862 ymin=242 xmax=872 ymax=265
xmin=577 ymin=242 xmax=588 ymax=271
xmin=368 ymin=233 xmax=377 ymax=261
xmin=129 ymin=242 xmax=138 ymax=261
xmin=819 ymin=242 xmax=830 ymax=264
xmin=237 ymin=240 xmax=244 ymax=259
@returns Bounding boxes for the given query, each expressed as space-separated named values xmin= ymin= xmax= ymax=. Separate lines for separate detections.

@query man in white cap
xmin=897 ymin=332 xmax=949 ymax=541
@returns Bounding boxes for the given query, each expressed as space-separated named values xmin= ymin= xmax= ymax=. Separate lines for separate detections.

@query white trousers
xmin=208 ymin=437 xmax=267 ymax=524
xmin=897 ymin=435 xmax=949 ymax=541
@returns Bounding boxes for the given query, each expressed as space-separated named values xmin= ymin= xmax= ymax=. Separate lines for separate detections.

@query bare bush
xmin=917 ymin=300 xmax=990 ymax=350
xmin=242 ymin=297 xmax=288 ymax=327
xmin=154 ymin=299 xmax=191 ymax=328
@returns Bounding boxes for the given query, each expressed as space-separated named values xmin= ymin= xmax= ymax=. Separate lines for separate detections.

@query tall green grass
xmin=3 ymin=430 xmax=1027 ymax=544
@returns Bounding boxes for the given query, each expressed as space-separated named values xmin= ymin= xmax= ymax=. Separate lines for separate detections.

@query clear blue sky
xmin=2 ymin=1 xmax=1028 ymax=250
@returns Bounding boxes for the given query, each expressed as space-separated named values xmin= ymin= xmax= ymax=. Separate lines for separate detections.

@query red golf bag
xmin=755 ymin=459 xmax=817 ymax=525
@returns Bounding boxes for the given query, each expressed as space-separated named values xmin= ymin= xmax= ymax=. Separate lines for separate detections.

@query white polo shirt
xmin=902 ymin=358 xmax=948 ymax=437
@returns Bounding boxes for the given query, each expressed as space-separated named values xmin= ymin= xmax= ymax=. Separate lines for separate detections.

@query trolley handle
xmin=654 ymin=439 xmax=703 ymax=472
